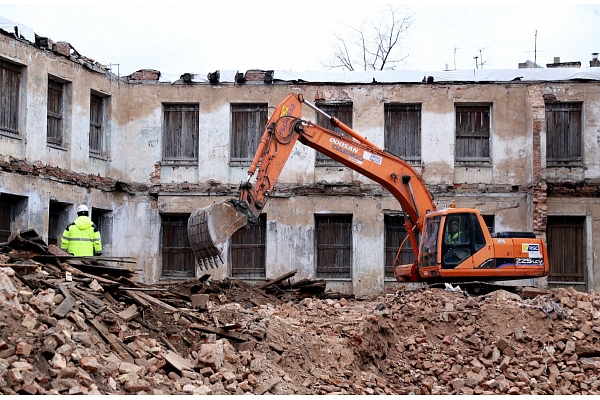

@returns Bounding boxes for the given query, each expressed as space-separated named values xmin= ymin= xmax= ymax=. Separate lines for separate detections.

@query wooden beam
xmin=255 ymin=269 xmax=298 ymax=290
xmin=88 ymin=317 xmax=135 ymax=363
xmin=123 ymin=290 xmax=151 ymax=308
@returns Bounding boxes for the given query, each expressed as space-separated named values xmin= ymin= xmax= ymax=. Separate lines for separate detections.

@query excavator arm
xmin=188 ymin=93 xmax=436 ymax=269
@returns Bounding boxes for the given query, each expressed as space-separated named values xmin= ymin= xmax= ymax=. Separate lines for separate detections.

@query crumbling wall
xmin=3 ymin=29 xmax=600 ymax=294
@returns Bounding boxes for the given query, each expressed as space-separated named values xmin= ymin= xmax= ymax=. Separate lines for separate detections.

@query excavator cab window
xmin=419 ymin=216 xmax=441 ymax=267
xmin=472 ymin=213 xmax=487 ymax=251
xmin=442 ymin=214 xmax=471 ymax=268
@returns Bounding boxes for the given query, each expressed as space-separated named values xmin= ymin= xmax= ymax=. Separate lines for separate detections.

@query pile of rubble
xmin=0 ymin=231 xmax=599 ymax=395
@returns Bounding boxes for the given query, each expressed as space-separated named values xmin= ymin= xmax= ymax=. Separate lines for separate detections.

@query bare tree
xmin=323 ymin=5 xmax=414 ymax=71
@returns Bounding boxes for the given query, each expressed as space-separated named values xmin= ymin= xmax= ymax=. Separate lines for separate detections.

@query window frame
xmin=384 ymin=212 xmax=419 ymax=279
xmin=229 ymin=103 xmax=268 ymax=166
xmin=0 ymin=59 xmax=21 ymax=137
xmin=315 ymin=214 xmax=352 ymax=279
xmin=89 ymin=93 xmax=104 ymax=155
xmin=545 ymin=102 xmax=583 ymax=167
xmin=48 ymin=200 xmax=71 ymax=246
xmin=315 ymin=102 xmax=353 ymax=167
xmin=47 ymin=78 xmax=64 ymax=146
xmin=230 ymin=213 xmax=267 ymax=279
xmin=384 ymin=103 xmax=422 ymax=165
xmin=455 ymin=104 xmax=491 ymax=165
xmin=160 ymin=214 xmax=196 ymax=279
xmin=162 ymin=103 xmax=200 ymax=164
xmin=547 ymin=215 xmax=586 ymax=286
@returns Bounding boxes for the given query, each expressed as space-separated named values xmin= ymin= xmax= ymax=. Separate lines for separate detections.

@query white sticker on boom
xmin=363 ymin=151 xmax=382 ymax=165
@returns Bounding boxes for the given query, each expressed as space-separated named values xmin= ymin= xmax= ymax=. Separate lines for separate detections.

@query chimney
xmin=591 ymin=53 xmax=600 ymax=67
xmin=553 ymin=57 xmax=560 ymax=63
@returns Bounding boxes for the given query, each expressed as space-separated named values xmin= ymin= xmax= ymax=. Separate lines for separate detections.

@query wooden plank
xmin=123 ymin=290 xmax=151 ymax=308
xmin=189 ymin=324 xmax=250 ymax=342
xmin=70 ymin=287 xmax=107 ymax=314
xmin=161 ymin=337 xmax=179 ymax=353
xmin=59 ymin=263 xmax=120 ymax=285
xmin=162 ymin=350 xmax=194 ymax=372
xmin=255 ymin=269 xmax=298 ymax=290
xmin=134 ymin=291 xmax=180 ymax=313
xmin=521 ymin=287 xmax=553 ymax=299
xmin=52 ymin=296 xmax=75 ymax=318
xmin=117 ymin=287 xmax=170 ymax=291
xmin=88 ymin=317 xmax=134 ymax=363
xmin=52 ymin=283 xmax=76 ymax=318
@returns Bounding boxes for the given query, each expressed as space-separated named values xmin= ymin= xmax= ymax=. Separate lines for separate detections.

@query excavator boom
xmin=188 ymin=93 xmax=435 ymax=269
xmin=188 ymin=93 xmax=548 ymax=284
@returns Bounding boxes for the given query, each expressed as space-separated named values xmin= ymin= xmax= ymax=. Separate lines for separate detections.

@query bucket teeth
xmin=187 ymin=201 xmax=248 ymax=270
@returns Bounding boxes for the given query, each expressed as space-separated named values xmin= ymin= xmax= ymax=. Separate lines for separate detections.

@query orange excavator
xmin=188 ymin=93 xmax=548 ymax=283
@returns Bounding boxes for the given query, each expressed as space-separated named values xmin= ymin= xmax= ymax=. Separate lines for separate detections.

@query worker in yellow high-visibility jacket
xmin=61 ymin=205 xmax=102 ymax=256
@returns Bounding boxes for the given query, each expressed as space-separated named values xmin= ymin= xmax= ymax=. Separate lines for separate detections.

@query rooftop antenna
xmin=474 ymin=56 xmax=479 ymax=69
xmin=478 ymin=47 xmax=490 ymax=69
xmin=525 ymin=30 xmax=546 ymax=68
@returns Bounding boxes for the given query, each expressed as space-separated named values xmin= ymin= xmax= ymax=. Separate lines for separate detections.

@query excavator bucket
xmin=187 ymin=202 xmax=247 ymax=270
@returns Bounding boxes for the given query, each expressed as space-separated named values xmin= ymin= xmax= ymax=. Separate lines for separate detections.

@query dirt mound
xmin=0 ymin=231 xmax=599 ymax=394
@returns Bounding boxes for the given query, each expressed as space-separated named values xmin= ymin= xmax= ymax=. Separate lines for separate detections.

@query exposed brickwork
xmin=244 ymin=70 xmax=271 ymax=82
xmin=0 ymin=157 xmax=145 ymax=194
xmin=129 ymin=69 xmax=161 ymax=81
xmin=52 ymin=41 xmax=71 ymax=57
xmin=527 ymin=85 xmax=547 ymax=237
xmin=548 ymin=182 xmax=600 ymax=197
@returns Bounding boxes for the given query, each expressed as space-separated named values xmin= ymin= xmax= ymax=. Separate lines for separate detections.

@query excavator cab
xmin=412 ymin=208 xmax=548 ymax=282
xmin=440 ymin=212 xmax=487 ymax=269
xmin=418 ymin=211 xmax=480 ymax=270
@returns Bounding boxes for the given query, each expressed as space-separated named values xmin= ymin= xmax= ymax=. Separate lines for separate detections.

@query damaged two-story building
xmin=1 ymin=18 xmax=600 ymax=296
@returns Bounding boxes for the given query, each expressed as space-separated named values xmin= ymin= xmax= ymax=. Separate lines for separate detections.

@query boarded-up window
xmin=384 ymin=104 xmax=421 ymax=163
xmin=455 ymin=105 xmax=490 ymax=163
xmin=0 ymin=59 xmax=20 ymax=135
xmin=230 ymin=214 xmax=266 ymax=279
xmin=384 ymin=213 xmax=419 ymax=278
xmin=0 ymin=200 xmax=10 ymax=243
xmin=546 ymin=102 xmax=582 ymax=166
xmin=161 ymin=215 xmax=195 ymax=279
xmin=47 ymin=78 xmax=63 ymax=145
xmin=163 ymin=104 xmax=199 ymax=162
xmin=89 ymin=94 xmax=104 ymax=154
xmin=547 ymin=215 xmax=585 ymax=284
xmin=316 ymin=214 xmax=352 ymax=279
xmin=315 ymin=102 xmax=353 ymax=167
xmin=230 ymin=103 xmax=268 ymax=165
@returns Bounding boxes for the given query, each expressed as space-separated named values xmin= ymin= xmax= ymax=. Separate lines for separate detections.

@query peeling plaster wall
xmin=0 ymin=172 xmax=148 ymax=264
xmin=3 ymin=33 xmax=600 ymax=295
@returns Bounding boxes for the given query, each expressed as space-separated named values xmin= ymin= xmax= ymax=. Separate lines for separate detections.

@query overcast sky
xmin=1 ymin=2 xmax=599 ymax=77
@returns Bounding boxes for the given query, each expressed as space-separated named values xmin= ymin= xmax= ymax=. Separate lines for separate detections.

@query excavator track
xmin=427 ymin=281 xmax=524 ymax=296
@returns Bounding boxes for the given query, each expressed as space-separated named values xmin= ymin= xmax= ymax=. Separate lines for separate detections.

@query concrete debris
xmin=0 ymin=230 xmax=599 ymax=394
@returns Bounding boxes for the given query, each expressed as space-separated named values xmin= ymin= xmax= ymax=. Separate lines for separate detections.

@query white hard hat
xmin=77 ymin=205 xmax=89 ymax=213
